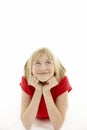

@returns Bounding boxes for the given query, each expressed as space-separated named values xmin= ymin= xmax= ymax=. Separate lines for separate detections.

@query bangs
xmin=32 ymin=48 xmax=53 ymax=61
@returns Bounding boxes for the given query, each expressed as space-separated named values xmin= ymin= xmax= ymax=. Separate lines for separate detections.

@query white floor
xmin=0 ymin=113 xmax=87 ymax=130
xmin=0 ymin=74 xmax=87 ymax=130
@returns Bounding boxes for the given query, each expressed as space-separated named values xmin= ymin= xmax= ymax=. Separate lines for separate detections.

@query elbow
xmin=58 ymin=112 xmax=66 ymax=127
xmin=20 ymin=115 xmax=27 ymax=128
xmin=59 ymin=115 xmax=65 ymax=128
xmin=20 ymin=114 xmax=24 ymax=124
xmin=54 ymin=117 xmax=65 ymax=130
xmin=20 ymin=115 xmax=31 ymax=130
xmin=61 ymin=115 xmax=65 ymax=124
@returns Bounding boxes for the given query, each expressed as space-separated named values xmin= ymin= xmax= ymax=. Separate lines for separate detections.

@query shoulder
xmin=20 ymin=76 xmax=28 ymax=84
xmin=53 ymin=76 xmax=72 ymax=97
xmin=58 ymin=76 xmax=72 ymax=89
xmin=19 ymin=76 xmax=35 ymax=96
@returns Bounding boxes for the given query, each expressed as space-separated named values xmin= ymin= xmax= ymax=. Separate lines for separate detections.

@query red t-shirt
xmin=20 ymin=76 xmax=72 ymax=119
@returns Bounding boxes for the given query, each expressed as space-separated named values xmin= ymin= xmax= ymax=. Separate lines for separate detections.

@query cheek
xmin=51 ymin=66 xmax=54 ymax=73
xmin=32 ymin=66 xmax=38 ymax=74
xmin=32 ymin=66 xmax=35 ymax=75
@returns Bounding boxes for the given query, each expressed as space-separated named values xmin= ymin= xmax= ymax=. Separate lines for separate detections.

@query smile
xmin=38 ymin=73 xmax=49 ymax=75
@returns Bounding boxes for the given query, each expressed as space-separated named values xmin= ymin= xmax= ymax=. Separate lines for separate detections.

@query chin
xmin=39 ymin=79 xmax=47 ymax=83
xmin=39 ymin=78 xmax=50 ymax=83
xmin=38 ymin=76 xmax=51 ymax=82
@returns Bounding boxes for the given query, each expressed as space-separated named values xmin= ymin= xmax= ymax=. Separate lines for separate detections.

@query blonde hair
xmin=24 ymin=47 xmax=66 ymax=82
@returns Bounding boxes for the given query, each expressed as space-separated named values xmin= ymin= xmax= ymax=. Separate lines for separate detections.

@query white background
xmin=0 ymin=0 xmax=87 ymax=130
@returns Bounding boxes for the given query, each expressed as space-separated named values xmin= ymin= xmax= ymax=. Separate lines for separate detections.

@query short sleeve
xmin=19 ymin=76 xmax=34 ymax=96
xmin=56 ymin=76 xmax=72 ymax=97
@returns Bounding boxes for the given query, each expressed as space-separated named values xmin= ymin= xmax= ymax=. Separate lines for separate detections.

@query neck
xmin=38 ymin=81 xmax=48 ymax=86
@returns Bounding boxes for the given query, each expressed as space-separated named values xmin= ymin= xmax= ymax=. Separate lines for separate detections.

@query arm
xmin=43 ymin=77 xmax=68 ymax=130
xmin=20 ymin=76 xmax=42 ymax=130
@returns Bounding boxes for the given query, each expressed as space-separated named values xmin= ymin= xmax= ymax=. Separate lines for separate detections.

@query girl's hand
xmin=43 ymin=76 xmax=58 ymax=93
xmin=28 ymin=75 xmax=42 ymax=92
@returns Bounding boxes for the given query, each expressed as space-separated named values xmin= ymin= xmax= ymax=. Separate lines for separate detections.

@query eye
xmin=46 ymin=61 xmax=52 ymax=65
xmin=35 ymin=61 xmax=41 ymax=65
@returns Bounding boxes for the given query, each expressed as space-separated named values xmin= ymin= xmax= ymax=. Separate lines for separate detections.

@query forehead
xmin=35 ymin=55 xmax=51 ymax=61
xmin=33 ymin=51 xmax=53 ymax=61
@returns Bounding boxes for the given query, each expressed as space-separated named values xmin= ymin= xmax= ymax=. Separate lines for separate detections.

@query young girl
xmin=19 ymin=47 xmax=72 ymax=130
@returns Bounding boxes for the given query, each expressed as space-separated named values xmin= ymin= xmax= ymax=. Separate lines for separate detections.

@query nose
xmin=40 ymin=64 xmax=46 ymax=70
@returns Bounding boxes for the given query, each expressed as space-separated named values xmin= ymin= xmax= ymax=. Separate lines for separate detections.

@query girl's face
xmin=32 ymin=54 xmax=54 ymax=82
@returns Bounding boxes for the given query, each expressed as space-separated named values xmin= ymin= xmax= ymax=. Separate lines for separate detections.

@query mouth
xmin=37 ymin=72 xmax=49 ymax=75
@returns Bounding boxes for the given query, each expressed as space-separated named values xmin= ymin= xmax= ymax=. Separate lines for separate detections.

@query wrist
xmin=43 ymin=89 xmax=51 ymax=96
xmin=35 ymin=86 xmax=43 ymax=94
